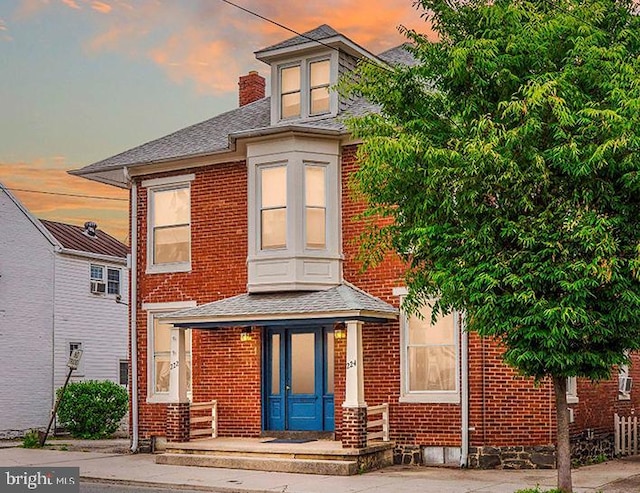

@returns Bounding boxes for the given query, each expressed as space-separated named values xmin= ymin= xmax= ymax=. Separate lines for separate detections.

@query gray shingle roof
xmin=378 ymin=44 xmax=418 ymax=67
xmin=70 ymin=39 xmax=416 ymax=179
xmin=162 ymin=282 xmax=398 ymax=327
xmin=256 ymin=24 xmax=340 ymax=55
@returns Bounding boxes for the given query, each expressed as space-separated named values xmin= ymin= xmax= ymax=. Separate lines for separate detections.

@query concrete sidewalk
xmin=1 ymin=444 xmax=640 ymax=492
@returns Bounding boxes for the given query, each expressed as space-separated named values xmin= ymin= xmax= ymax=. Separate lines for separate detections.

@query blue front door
xmin=265 ymin=326 xmax=334 ymax=432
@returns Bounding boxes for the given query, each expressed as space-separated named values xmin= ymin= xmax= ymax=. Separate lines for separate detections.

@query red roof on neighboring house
xmin=40 ymin=220 xmax=129 ymax=259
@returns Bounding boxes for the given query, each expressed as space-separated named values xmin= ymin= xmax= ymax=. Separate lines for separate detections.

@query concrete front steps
xmin=156 ymin=438 xmax=394 ymax=476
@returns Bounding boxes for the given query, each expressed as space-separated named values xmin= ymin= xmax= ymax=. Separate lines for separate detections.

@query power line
xmin=6 ymin=187 xmax=128 ymax=202
xmin=217 ymin=0 xmax=394 ymax=74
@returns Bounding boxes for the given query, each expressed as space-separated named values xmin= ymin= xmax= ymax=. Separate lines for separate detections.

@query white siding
xmin=53 ymin=255 xmax=128 ymax=390
xmin=0 ymin=190 xmax=55 ymax=437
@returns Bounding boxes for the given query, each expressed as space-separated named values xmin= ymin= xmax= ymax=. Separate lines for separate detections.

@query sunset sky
xmin=0 ymin=0 xmax=429 ymax=243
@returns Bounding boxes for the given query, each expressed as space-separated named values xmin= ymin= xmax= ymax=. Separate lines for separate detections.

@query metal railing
xmin=367 ymin=403 xmax=390 ymax=442
xmin=190 ymin=400 xmax=218 ymax=439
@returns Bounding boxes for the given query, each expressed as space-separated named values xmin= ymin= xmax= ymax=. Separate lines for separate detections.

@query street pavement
xmin=1 ymin=440 xmax=640 ymax=492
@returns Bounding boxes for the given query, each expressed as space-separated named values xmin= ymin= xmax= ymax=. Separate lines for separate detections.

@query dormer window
xmin=274 ymin=54 xmax=336 ymax=123
xmin=309 ymin=60 xmax=330 ymax=115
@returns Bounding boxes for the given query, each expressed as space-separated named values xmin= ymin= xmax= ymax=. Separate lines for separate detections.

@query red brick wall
xmin=135 ymin=161 xmax=261 ymax=440
xmin=132 ymin=144 xmax=636 ymax=451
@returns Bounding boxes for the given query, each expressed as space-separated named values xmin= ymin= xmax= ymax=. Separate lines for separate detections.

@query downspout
xmin=126 ymin=167 xmax=139 ymax=453
xmin=460 ymin=312 xmax=469 ymax=467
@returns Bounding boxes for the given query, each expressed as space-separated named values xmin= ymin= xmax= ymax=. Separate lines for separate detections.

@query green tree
xmin=340 ymin=1 xmax=640 ymax=491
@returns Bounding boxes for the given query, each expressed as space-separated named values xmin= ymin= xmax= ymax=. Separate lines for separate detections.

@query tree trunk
xmin=552 ymin=375 xmax=573 ymax=493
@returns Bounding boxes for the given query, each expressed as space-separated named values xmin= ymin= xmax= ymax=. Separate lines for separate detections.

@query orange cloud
xmin=80 ymin=0 xmax=433 ymax=95
xmin=61 ymin=0 xmax=81 ymax=9
xmin=91 ymin=1 xmax=112 ymax=14
xmin=0 ymin=159 xmax=129 ymax=242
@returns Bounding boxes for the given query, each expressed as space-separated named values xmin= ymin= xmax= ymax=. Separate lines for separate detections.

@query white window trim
xmin=566 ymin=377 xmax=579 ymax=404
xmin=144 ymin=301 xmax=196 ymax=404
xmin=144 ymin=174 xmax=195 ymax=275
xmin=270 ymin=51 xmax=338 ymax=125
xmin=398 ymin=294 xmax=461 ymax=404
xmin=258 ymin=162 xmax=288 ymax=251
xmin=90 ymin=264 xmax=121 ymax=296
xmin=619 ymin=357 xmax=631 ymax=400
xmin=303 ymin=161 xmax=328 ymax=251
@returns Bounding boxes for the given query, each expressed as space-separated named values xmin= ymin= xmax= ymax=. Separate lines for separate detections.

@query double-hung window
xmin=150 ymin=313 xmax=192 ymax=399
xmin=305 ymin=164 xmax=326 ymax=249
xmin=278 ymin=57 xmax=332 ymax=121
xmin=400 ymin=300 xmax=459 ymax=403
xmin=260 ymin=165 xmax=287 ymax=250
xmin=145 ymin=174 xmax=194 ymax=273
xmin=90 ymin=264 xmax=120 ymax=295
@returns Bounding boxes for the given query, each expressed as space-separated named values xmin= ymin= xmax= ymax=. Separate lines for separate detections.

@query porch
xmin=156 ymin=436 xmax=395 ymax=476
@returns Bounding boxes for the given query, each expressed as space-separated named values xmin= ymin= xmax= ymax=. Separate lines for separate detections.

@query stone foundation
xmin=468 ymin=445 xmax=556 ymax=469
xmin=571 ymin=431 xmax=614 ymax=464
xmin=394 ymin=445 xmax=422 ymax=465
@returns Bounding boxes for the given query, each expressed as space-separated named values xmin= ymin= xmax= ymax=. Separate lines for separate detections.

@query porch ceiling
xmin=160 ymin=282 xmax=398 ymax=329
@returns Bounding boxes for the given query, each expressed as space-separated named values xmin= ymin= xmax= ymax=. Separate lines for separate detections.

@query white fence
xmin=190 ymin=400 xmax=218 ymax=439
xmin=367 ymin=403 xmax=390 ymax=442
xmin=615 ymin=413 xmax=638 ymax=456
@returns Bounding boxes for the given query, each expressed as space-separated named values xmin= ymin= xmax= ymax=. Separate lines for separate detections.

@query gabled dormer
xmin=255 ymin=24 xmax=380 ymax=125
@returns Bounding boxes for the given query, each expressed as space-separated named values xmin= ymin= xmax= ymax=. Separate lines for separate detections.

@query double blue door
xmin=265 ymin=327 xmax=334 ymax=431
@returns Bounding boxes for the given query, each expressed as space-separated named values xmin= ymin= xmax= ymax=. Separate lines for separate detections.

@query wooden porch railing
xmin=615 ymin=413 xmax=638 ymax=456
xmin=190 ymin=400 xmax=218 ymax=439
xmin=367 ymin=403 xmax=389 ymax=442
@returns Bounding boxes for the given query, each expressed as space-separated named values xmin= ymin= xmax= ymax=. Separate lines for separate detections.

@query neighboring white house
xmin=0 ymin=182 xmax=129 ymax=438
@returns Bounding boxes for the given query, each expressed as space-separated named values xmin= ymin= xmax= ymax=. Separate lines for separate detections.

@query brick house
xmin=72 ymin=25 xmax=638 ymax=469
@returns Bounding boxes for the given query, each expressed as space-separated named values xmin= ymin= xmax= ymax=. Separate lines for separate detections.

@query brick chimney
xmin=238 ymin=71 xmax=265 ymax=107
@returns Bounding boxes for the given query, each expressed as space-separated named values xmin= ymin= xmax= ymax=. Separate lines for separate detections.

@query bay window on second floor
xmin=248 ymin=136 xmax=341 ymax=292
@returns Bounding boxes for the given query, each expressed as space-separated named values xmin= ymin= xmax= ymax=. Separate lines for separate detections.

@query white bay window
xmin=305 ymin=164 xmax=326 ymax=249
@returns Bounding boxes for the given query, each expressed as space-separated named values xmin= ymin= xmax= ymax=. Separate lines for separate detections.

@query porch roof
xmin=161 ymin=282 xmax=398 ymax=328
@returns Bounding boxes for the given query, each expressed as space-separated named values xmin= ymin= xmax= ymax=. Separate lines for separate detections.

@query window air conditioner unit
xmin=90 ymin=280 xmax=106 ymax=294
xmin=619 ymin=376 xmax=633 ymax=393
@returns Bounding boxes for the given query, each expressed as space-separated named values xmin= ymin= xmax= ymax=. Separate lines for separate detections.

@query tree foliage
xmin=341 ymin=0 xmax=640 ymax=382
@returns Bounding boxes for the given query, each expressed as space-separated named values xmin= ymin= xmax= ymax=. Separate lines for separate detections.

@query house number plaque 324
xmin=346 ymin=360 xmax=357 ymax=370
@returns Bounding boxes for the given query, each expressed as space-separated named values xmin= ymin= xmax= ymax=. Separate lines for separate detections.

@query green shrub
xmin=22 ymin=429 xmax=41 ymax=448
xmin=56 ymin=380 xmax=128 ymax=439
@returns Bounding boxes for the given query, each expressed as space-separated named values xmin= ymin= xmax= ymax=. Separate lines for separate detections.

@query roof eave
xmin=164 ymin=309 xmax=398 ymax=329
xmin=58 ymin=247 xmax=128 ymax=265
xmin=255 ymin=35 xmax=381 ymax=64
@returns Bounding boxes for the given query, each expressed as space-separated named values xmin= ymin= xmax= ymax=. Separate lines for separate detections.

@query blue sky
xmin=0 ymin=0 xmax=426 ymax=241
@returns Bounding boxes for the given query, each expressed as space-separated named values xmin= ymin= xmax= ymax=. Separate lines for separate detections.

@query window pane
xmin=409 ymin=308 xmax=455 ymax=345
xmin=271 ymin=333 xmax=280 ymax=395
xmin=90 ymin=265 xmax=104 ymax=280
xmin=310 ymin=87 xmax=330 ymax=114
xmin=281 ymin=92 xmax=300 ymax=118
xmin=408 ymin=346 xmax=456 ymax=391
xmin=154 ymin=318 xmax=172 ymax=353
xmin=153 ymin=187 xmax=190 ymax=227
xmin=305 ymin=166 xmax=325 ymax=207
xmin=281 ymin=66 xmax=300 ymax=93
xmin=154 ymin=225 xmax=190 ymax=264
xmin=119 ymin=360 xmax=128 ymax=386
xmin=261 ymin=166 xmax=287 ymax=208
xmin=291 ymin=332 xmax=315 ymax=394
xmin=306 ymin=207 xmax=326 ymax=249
xmin=107 ymin=268 xmax=120 ymax=295
xmin=310 ymin=60 xmax=330 ymax=87
xmin=155 ymin=356 xmax=170 ymax=393
xmin=261 ymin=208 xmax=286 ymax=249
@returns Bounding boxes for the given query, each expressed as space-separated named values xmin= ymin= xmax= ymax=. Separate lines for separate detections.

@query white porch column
xmin=342 ymin=320 xmax=366 ymax=408
xmin=169 ymin=326 xmax=188 ymax=403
